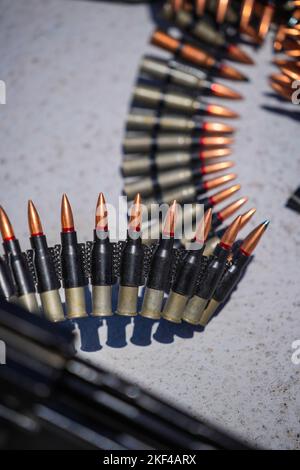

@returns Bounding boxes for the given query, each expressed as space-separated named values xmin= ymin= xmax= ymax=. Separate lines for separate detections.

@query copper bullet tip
xmin=95 ymin=192 xmax=108 ymax=231
xmin=216 ymin=0 xmax=229 ymax=24
xmin=199 ymin=148 xmax=232 ymax=160
xmin=196 ymin=0 xmax=206 ymax=15
xmin=219 ymin=63 xmax=249 ymax=81
xmin=240 ymin=0 xmax=255 ymax=30
xmin=129 ymin=193 xmax=142 ymax=232
xmin=239 ymin=207 xmax=256 ymax=230
xmin=205 ymin=103 xmax=239 ymax=119
xmin=28 ymin=200 xmax=44 ymax=237
xmin=226 ymin=44 xmax=254 ymax=65
xmin=203 ymin=121 xmax=235 ymax=134
xmin=280 ymin=65 xmax=300 ymax=81
xmin=61 ymin=193 xmax=75 ymax=232
xmin=210 ymin=82 xmax=243 ymax=100
xmin=270 ymin=73 xmax=292 ymax=86
xmin=217 ymin=196 xmax=248 ymax=222
xmin=204 ymin=172 xmax=237 ymax=190
xmin=240 ymin=220 xmax=269 ymax=256
xmin=220 ymin=215 xmax=242 ymax=249
xmin=0 ymin=206 xmax=15 ymax=241
xmin=200 ymin=136 xmax=234 ymax=147
xmin=162 ymin=200 xmax=177 ymax=237
xmin=202 ymin=160 xmax=234 ymax=175
xmin=209 ymin=184 xmax=241 ymax=205
xmin=195 ymin=208 xmax=213 ymax=244
xmin=270 ymin=81 xmax=291 ymax=101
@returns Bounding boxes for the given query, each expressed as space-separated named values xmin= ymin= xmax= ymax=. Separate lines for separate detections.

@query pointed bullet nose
xmin=217 ymin=196 xmax=248 ymax=222
xmin=162 ymin=199 xmax=177 ymax=237
xmin=204 ymin=173 xmax=237 ymax=191
xmin=202 ymin=161 xmax=234 ymax=175
xmin=240 ymin=207 xmax=256 ymax=230
xmin=210 ymin=82 xmax=243 ymax=100
xmin=195 ymin=207 xmax=213 ymax=244
xmin=0 ymin=206 xmax=15 ymax=241
xmin=206 ymin=104 xmax=239 ymax=119
xmin=95 ymin=192 xmax=108 ymax=231
xmin=227 ymin=44 xmax=254 ymax=65
xmin=61 ymin=193 xmax=74 ymax=232
xmin=203 ymin=121 xmax=236 ymax=134
xmin=200 ymin=136 xmax=235 ymax=147
xmin=129 ymin=193 xmax=142 ymax=232
xmin=240 ymin=220 xmax=270 ymax=256
xmin=220 ymin=215 xmax=242 ymax=249
xmin=209 ymin=184 xmax=241 ymax=205
xmin=28 ymin=200 xmax=43 ymax=236
xmin=219 ymin=63 xmax=249 ymax=81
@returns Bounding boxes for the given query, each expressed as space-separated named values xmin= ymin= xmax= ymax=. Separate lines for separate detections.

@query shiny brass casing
xmin=182 ymin=295 xmax=209 ymax=324
xmin=162 ymin=291 xmax=188 ymax=323
xmin=117 ymin=285 xmax=138 ymax=316
xmin=92 ymin=285 xmax=113 ymax=317
xmin=65 ymin=286 xmax=88 ymax=319
xmin=40 ymin=289 xmax=65 ymax=322
xmin=140 ymin=287 xmax=164 ymax=320
xmin=199 ymin=298 xmax=220 ymax=326
xmin=18 ymin=292 xmax=39 ymax=314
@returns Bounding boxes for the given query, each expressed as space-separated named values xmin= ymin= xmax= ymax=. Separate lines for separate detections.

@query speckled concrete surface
xmin=1 ymin=0 xmax=300 ymax=450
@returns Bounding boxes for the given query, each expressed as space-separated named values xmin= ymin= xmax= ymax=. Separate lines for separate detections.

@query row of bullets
xmin=117 ymin=1 xmax=276 ymax=326
xmin=122 ymin=1 xmax=257 ymax=244
xmin=0 ymin=194 xmax=268 ymax=327
xmin=270 ymin=1 xmax=300 ymax=100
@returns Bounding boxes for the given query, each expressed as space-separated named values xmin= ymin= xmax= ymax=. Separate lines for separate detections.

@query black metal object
xmin=0 ymin=299 xmax=250 ymax=450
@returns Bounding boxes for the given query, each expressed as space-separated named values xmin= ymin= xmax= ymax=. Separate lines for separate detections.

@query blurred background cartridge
xmin=150 ymin=30 xmax=248 ymax=81
xmin=182 ymin=214 xmax=242 ymax=325
xmin=162 ymin=3 xmax=254 ymax=64
xmin=162 ymin=208 xmax=212 ymax=323
xmin=126 ymin=111 xmax=236 ymax=133
xmin=91 ymin=193 xmax=114 ymax=316
xmin=140 ymin=172 xmax=237 ymax=208
xmin=124 ymin=160 xmax=234 ymax=199
xmin=0 ymin=206 xmax=38 ymax=313
xmin=123 ymin=134 xmax=234 ymax=154
xmin=141 ymin=200 xmax=177 ymax=319
xmin=117 ymin=194 xmax=144 ymax=316
xmin=139 ymin=56 xmax=243 ymax=98
xmin=122 ymin=147 xmax=232 ymax=176
xmin=60 ymin=194 xmax=88 ymax=319
xmin=132 ymin=84 xmax=239 ymax=117
xmin=28 ymin=200 xmax=64 ymax=322
xmin=200 ymin=220 xmax=270 ymax=326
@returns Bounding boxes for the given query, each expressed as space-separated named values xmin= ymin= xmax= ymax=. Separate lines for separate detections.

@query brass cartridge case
xmin=199 ymin=298 xmax=220 ymax=326
xmin=140 ymin=56 xmax=205 ymax=89
xmin=140 ymin=287 xmax=164 ymax=320
xmin=40 ymin=289 xmax=65 ymax=322
xmin=92 ymin=285 xmax=113 ymax=317
xmin=65 ymin=286 xmax=88 ymax=319
xmin=162 ymin=291 xmax=188 ymax=323
xmin=124 ymin=168 xmax=194 ymax=199
xmin=133 ymin=85 xmax=201 ymax=114
xmin=124 ymin=135 xmax=195 ymax=153
xmin=182 ymin=295 xmax=209 ymax=325
xmin=126 ymin=113 xmax=196 ymax=133
xmin=18 ymin=292 xmax=39 ymax=314
xmin=122 ymin=152 xmax=192 ymax=177
xmin=117 ymin=285 xmax=139 ymax=316
xmin=143 ymin=184 xmax=197 ymax=209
